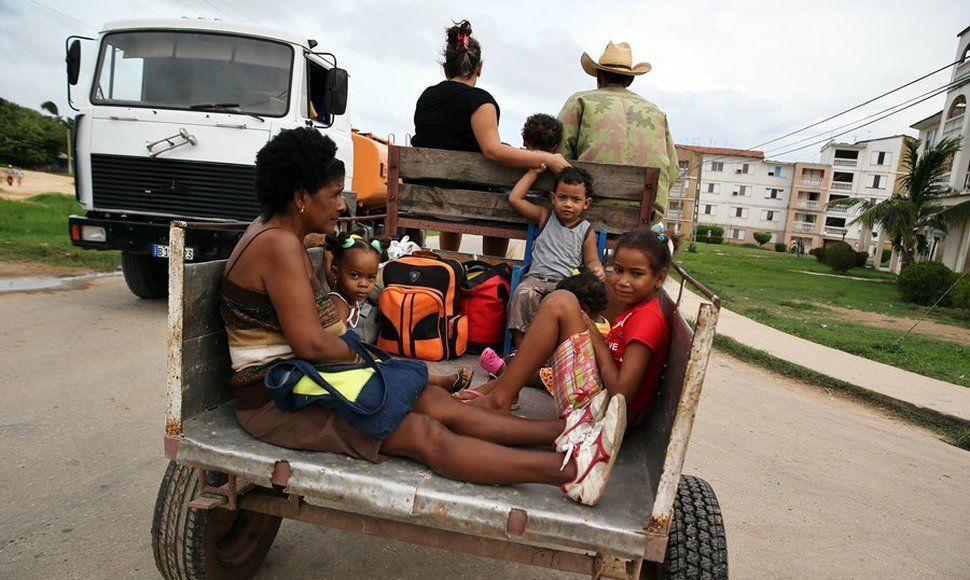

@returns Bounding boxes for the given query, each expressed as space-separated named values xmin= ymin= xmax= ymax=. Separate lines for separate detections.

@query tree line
xmin=0 ymin=97 xmax=72 ymax=169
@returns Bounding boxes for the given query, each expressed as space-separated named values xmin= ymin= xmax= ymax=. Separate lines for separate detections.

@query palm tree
xmin=40 ymin=101 xmax=59 ymax=118
xmin=826 ymin=137 xmax=970 ymax=270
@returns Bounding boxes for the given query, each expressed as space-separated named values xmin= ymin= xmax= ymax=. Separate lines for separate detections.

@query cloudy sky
xmin=1 ymin=0 xmax=968 ymax=162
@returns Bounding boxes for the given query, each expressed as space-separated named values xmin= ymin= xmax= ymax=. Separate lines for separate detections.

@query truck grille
xmin=90 ymin=154 xmax=260 ymax=221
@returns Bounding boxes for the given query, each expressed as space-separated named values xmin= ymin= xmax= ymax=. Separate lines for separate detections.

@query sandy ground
xmin=0 ymin=169 xmax=74 ymax=200
xmin=0 ymin=261 xmax=98 ymax=279
xmin=0 ymin=276 xmax=967 ymax=579
xmin=820 ymin=303 xmax=970 ymax=345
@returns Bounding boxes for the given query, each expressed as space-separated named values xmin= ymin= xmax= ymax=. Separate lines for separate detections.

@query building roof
xmin=101 ymin=18 xmax=310 ymax=48
xmin=910 ymin=110 xmax=943 ymax=130
xmin=675 ymin=145 xmax=764 ymax=159
xmin=958 ymin=24 xmax=970 ymax=37
xmin=822 ymin=134 xmax=912 ymax=149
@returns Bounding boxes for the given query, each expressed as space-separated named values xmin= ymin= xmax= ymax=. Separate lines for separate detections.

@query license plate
xmin=151 ymin=244 xmax=195 ymax=260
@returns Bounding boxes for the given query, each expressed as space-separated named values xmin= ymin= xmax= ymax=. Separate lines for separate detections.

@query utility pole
xmin=66 ymin=127 xmax=73 ymax=175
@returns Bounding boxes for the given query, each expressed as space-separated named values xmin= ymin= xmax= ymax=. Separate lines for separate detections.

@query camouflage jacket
xmin=557 ymin=86 xmax=677 ymax=224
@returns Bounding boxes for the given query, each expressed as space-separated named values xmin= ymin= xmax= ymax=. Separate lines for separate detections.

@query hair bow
xmin=371 ymin=240 xmax=383 ymax=252
xmin=456 ymin=33 xmax=470 ymax=50
xmin=657 ymin=233 xmax=667 ymax=242
xmin=341 ymin=236 xmax=356 ymax=248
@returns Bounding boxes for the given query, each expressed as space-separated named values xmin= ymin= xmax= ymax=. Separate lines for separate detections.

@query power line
xmin=28 ymin=0 xmax=97 ymax=30
xmin=211 ymin=0 xmax=257 ymax=23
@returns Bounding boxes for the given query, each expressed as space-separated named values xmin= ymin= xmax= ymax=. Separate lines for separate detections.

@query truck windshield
xmin=91 ymin=31 xmax=293 ymax=117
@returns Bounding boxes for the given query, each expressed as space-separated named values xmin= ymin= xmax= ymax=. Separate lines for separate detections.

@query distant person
xmin=521 ymin=113 xmax=563 ymax=153
xmin=15 ymin=168 xmax=23 ymax=187
xmin=556 ymin=42 xmax=678 ymax=224
xmin=412 ymin=19 xmax=570 ymax=256
xmin=5 ymin=166 xmax=13 ymax=187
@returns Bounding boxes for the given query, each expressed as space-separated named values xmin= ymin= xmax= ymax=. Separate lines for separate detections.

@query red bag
xmin=460 ymin=261 xmax=511 ymax=353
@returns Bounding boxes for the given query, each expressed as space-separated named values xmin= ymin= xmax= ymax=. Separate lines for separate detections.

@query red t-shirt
xmin=606 ymin=297 xmax=670 ymax=414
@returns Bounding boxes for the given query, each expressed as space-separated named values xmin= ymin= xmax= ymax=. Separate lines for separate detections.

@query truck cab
xmin=67 ymin=19 xmax=353 ymax=297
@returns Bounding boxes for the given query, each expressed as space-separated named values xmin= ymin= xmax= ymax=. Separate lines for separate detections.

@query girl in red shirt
xmin=466 ymin=228 xmax=673 ymax=423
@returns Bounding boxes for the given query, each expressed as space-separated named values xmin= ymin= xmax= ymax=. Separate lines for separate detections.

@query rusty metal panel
xmin=165 ymin=222 xmax=187 ymax=440
xmin=178 ymin=390 xmax=656 ymax=560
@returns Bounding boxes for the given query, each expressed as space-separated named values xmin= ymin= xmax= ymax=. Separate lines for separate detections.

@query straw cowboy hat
xmin=581 ymin=41 xmax=651 ymax=77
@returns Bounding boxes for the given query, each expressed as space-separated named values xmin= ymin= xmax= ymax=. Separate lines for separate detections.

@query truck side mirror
xmin=66 ymin=39 xmax=81 ymax=86
xmin=324 ymin=67 xmax=348 ymax=116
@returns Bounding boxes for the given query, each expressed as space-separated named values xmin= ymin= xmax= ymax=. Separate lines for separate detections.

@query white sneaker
xmin=554 ymin=390 xmax=610 ymax=453
xmin=561 ymin=395 xmax=627 ymax=506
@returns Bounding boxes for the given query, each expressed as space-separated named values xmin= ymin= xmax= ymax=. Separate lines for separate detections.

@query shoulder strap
xmin=224 ymin=226 xmax=284 ymax=280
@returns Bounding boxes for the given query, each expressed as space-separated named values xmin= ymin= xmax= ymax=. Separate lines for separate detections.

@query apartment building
xmin=783 ymin=162 xmax=832 ymax=250
xmin=817 ymin=134 xmax=911 ymax=257
xmin=669 ymin=145 xmax=701 ymax=236
xmin=904 ymin=26 xmax=970 ymax=273
xmin=680 ymin=146 xmax=792 ymax=245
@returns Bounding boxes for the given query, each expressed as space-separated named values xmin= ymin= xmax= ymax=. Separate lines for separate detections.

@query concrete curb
xmin=667 ymin=280 xmax=970 ymax=427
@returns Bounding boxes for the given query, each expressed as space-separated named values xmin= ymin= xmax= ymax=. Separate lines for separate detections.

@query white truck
xmin=65 ymin=19 xmax=357 ymax=298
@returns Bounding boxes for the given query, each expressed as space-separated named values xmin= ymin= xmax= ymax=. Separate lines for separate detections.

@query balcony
xmin=667 ymin=209 xmax=683 ymax=220
xmin=831 ymin=181 xmax=853 ymax=191
xmin=833 ymin=158 xmax=857 ymax=168
xmin=669 ymin=184 xmax=686 ymax=197
xmin=943 ymin=114 xmax=965 ymax=139
xmin=824 ymin=226 xmax=848 ymax=237
xmin=797 ymin=177 xmax=824 ymax=187
xmin=794 ymin=199 xmax=820 ymax=210
xmin=792 ymin=221 xmax=817 ymax=233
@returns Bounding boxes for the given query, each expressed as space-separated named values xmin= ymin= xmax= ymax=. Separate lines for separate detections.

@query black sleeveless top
xmin=412 ymin=80 xmax=500 ymax=152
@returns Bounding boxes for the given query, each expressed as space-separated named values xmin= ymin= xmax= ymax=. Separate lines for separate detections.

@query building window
xmin=870 ymin=175 xmax=883 ymax=189
xmin=730 ymin=228 xmax=746 ymax=240
xmin=706 ymin=182 xmax=719 ymax=194
xmin=872 ymin=151 xmax=891 ymax=166
xmin=763 ymin=210 xmax=776 ymax=221
xmin=733 ymin=207 xmax=747 ymax=218
xmin=765 ymin=188 xmax=782 ymax=199
xmin=710 ymin=161 xmax=724 ymax=172
xmin=703 ymin=204 xmax=715 ymax=215
xmin=927 ymin=128 xmax=938 ymax=149
xmin=768 ymin=165 xmax=783 ymax=177
xmin=732 ymin=185 xmax=748 ymax=196
xmin=735 ymin=163 xmax=749 ymax=174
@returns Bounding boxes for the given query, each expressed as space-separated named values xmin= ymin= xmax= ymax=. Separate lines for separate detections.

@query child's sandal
xmin=449 ymin=367 xmax=474 ymax=393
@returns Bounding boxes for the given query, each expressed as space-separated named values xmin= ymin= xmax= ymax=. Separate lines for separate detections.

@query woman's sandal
xmin=448 ymin=367 xmax=474 ymax=393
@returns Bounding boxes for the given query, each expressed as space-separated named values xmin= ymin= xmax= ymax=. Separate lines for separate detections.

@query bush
xmin=687 ymin=242 xmax=698 ymax=253
xmin=774 ymin=242 xmax=787 ymax=253
xmin=696 ymin=225 xmax=723 ymax=244
xmin=952 ymin=276 xmax=970 ymax=310
xmin=809 ymin=246 xmax=827 ymax=262
xmin=823 ymin=241 xmax=857 ymax=273
xmin=753 ymin=231 xmax=772 ymax=246
xmin=854 ymin=251 xmax=870 ymax=267
xmin=897 ymin=261 xmax=956 ymax=306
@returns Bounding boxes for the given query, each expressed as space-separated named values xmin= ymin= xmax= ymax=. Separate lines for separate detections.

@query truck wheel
xmin=151 ymin=461 xmax=282 ymax=580
xmin=122 ymin=252 xmax=168 ymax=299
xmin=644 ymin=475 xmax=728 ymax=580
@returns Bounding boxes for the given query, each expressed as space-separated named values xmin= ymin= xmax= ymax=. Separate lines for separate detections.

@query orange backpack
xmin=377 ymin=253 xmax=468 ymax=361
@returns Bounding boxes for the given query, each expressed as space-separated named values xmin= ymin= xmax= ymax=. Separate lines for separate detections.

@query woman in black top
xmin=413 ymin=20 xmax=569 ymax=255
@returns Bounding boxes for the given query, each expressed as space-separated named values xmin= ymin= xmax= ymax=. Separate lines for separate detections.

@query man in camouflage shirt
xmin=557 ymin=41 xmax=677 ymax=224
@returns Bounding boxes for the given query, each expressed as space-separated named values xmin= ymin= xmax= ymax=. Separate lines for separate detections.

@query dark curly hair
xmin=325 ymin=231 xmax=391 ymax=264
xmin=254 ymin=127 xmax=345 ymax=219
xmin=443 ymin=20 xmax=482 ymax=79
xmin=521 ymin=113 xmax=563 ymax=152
xmin=555 ymin=166 xmax=594 ymax=199
xmin=614 ymin=228 xmax=681 ymax=273
xmin=555 ymin=267 xmax=607 ymax=315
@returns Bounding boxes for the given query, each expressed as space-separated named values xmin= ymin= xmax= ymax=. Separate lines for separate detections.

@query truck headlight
xmin=81 ymin=225 xmax=106 ymax=242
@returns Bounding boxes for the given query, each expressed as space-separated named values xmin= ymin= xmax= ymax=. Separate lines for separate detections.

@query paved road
xmin=1 ymin=276 xmax=967 ymax=579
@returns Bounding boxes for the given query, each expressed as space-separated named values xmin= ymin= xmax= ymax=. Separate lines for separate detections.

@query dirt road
xmin=0 ymin=169 xmax=73 ymax=200
xmin=0 ymin=276 xmax=967 ymax=579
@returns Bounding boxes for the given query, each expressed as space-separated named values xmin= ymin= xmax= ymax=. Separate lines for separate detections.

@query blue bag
xmin=264 ymin=331 xmax=428 ymax=439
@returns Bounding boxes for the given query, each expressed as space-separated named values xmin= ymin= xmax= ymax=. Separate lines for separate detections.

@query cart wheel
xmin=151 ymin=461 xmax=282 ymax=580
xmin=643 ymin=475 xmax=728 ymax=580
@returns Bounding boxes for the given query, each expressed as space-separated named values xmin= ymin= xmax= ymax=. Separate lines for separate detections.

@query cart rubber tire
xmin=648 ymin=475 xmax=728 ymax=580
xmin=122 ymin=251 xmax=168 ymax=299
xmin=151 ymin=461 xmax=282 ymax=580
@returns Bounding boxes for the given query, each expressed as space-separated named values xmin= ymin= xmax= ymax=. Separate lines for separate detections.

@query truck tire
xmin=122 ymin=252 xmax=168 ymax=299
xmin=151 ymin=461 xmax=282 ymax=580
xmin=644 ymin=475 xmax=728 ymax=580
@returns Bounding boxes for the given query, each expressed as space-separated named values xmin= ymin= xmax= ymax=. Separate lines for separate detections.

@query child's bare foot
xmin=464 ymin=391 xmax=514 ymax=414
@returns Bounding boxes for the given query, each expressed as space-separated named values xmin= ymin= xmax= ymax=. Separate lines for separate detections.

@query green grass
xmin=676 ymin=243 xmax=970 ymax=387
xmin=0 ymin=193 xmax=120 ymax=271
xmin=713 ymin=335 xmax=970 ymax=451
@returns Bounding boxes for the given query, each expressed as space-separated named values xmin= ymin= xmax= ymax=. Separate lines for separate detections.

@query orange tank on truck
xmin=351 ymin=129 xmax=390 ymax=210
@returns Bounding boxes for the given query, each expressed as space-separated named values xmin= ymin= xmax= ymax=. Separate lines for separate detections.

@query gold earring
xmin=298 ymin=205 xmax=305 ymax=215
